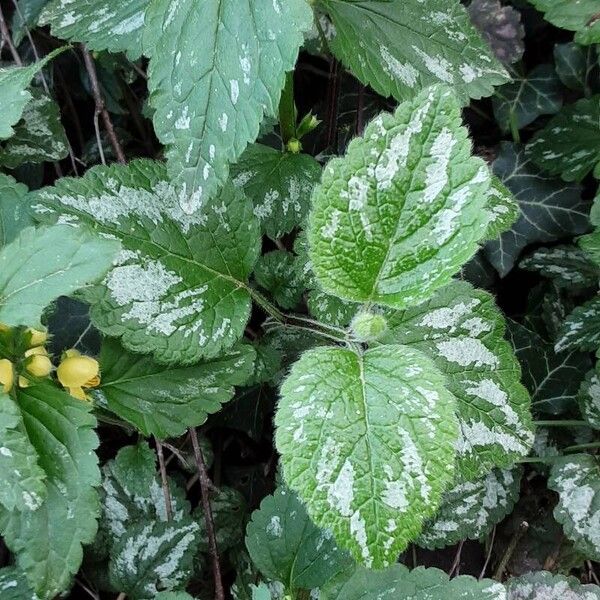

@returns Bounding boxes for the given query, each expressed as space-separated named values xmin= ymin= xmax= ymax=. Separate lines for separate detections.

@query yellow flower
xmin=25 ymin=354 xmax=53 ymax=378
xmin=26 ymin=328 xmax=48 ymax=347
xmin=0 ymin=359 xmax=14 ymax=393
xmin=24 ymin=346 xmax=48 ymax=358
xmin=57 ymin=351 xmax=100 ymax=400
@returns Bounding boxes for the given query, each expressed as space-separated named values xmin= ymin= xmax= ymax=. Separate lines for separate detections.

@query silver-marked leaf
xmin=381 ymin=280 xmax=534 ymax=479
xmin=526 ymin=96 xmax=600 ymax=182
xmin=0 ymin=384 xmax=100 ymax=599
xmin=319 ymin=0 xmax=509 ymax=103
xmin=0 ymin=394 xmax=46 ymax=513
xmin=156 ymin=594 xmax=195 ymax=600
xmin=507 ymin=571 xmax=600 ymax=599
xmin=418 ymin=467 xmax=522 ymax=549
xmin=483 ymin=176 xmax=519 ymax=241
xmin=520 ymin=246 xmax=600 ymax=290
xmin=95 ymin=338 xmax=255 ymax=439
xmin=548 ymin=454 xmax=600 ymax=561
xmin=40 ymin=0 xmax=147 ymax=59
xmin=484 ymin=143 xmax=588 ymax=277
xmin=0 ymin=49 xmax=63 ymax=140
xmin=579 ymin=368 xmax=600 ymax=430
xmin=492 ymin=65 xmax=563 ymax=132
xmin=275 ymin=345 xmax=458 ymax=568
xmin=254 ymin=251 xmax=304 ymax=310
xmin=528 ymin=0 xmax=600 ymax=46
xmin=321 ymin=564 xmax=507 ymax=600
xmin=144 ymin=0 xmax=312 ymax=212
xmin=0 ymin=90 xmax=69 ymax=169
xmin=554 ymin=43 xmax=598 ymax=92
xmin=309 ymin=85 xmax=492 ymax=310
xmin=555 ymin=296 xmax=600 ymax=352
xmin=245 ymin=487 xmax=353 ymax=593
xmin=0 ymin=567 xmax=39 ymax=600
xmin=579 ymin=191 xmax=600 ymax=266
xmin=0 ymin=174 xmax=33 ymax=246
xmin=307 ymin=290 xmax=357 ymax=328
xmin=468 ymin=0 xmax=524 ymax=65
xmin=232 ymin=144 xmax=322 ymax=240
xmin=32 ymin=159 xmax=260 ymax=364
xmin=0 ymin=224 xmax=120 ymax=328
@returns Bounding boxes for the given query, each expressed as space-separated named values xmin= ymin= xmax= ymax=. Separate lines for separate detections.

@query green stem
xmin=535 ymin=420 xmax=591 ymax=428
xmin=279 ymin=71 xmax=297 ymax=147
xmin=563 ymin=442 xmax=600 ymax=453
xmin=509 ymin=111 xmax=521 ymax=144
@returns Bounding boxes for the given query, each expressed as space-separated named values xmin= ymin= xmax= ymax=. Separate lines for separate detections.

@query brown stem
xmin=155 ymin=439 xmax=173 ymax=521
xmin=479 ymin=525 xmax=496 ymax=580
xmin=448 ymin=540 xmax=465 ymax=577
xmin=189 ymin=427 xmax=225 ymax=600
xmin=355 ymin=83 xmax=365 ymax=136
xmin=0 ymin=6 xmax=22 ymax=66
xmin=325 ymin=58 xmax=341 ymax=151
xmin=81 ymin=45 xmax=126 ymax=164
xmin=494 ymin=521 xmax=528 ymax=580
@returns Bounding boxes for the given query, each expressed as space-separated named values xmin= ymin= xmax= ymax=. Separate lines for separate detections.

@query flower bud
xmin=0 ymin=359 xmax=14 ymax=393
xmin=57 ymin=353 xmax=100 ymax=391
xmin=26 ymin=328 xmax=48 ymax=347
xmin=25 ymin=346 xmax=48 ymax=358
xmin=26 ymin=354 xmax=53 ymax=378
xmin=351 ymin=311 xmax=388 ymax=342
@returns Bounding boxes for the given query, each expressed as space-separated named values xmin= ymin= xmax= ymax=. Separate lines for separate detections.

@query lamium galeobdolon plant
xmin=0 ymin=0 xmax=599 ymax=599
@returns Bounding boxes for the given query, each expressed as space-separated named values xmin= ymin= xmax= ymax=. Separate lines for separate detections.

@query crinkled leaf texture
xmin=555 ymin=296 xmax=600 ymax=353
xmin=95 ymin=338 xmax=255 ymax=439
xmin=0 ymin=224 xmax=120 ymax=328
xmin=0 ymin=383 xmax=100 ymax=599
xmin=528 ymin=0 xmax=600 ymax=46
xmin=507 ymin=571 xmax=600 ymax=599
xmin=418 ymin=467 xmax=521 ymax=549
xmin=0 ymin=174 xmax=33 ymax=246
xmin=309 ymin=85 xmax=493 ymax=310
xmin=381 ymin=280 xmax=534 ymax=479
xmin=579 ymin=369 xmax=600 ymax=430
xmin=548 ymin=454 xmax=600 ymax=561
xmin=321 ymin=564 xmax=507 ymax=599
xmin=319 ymin=0 xmax=509 ymax=103
xmin=40 ymin=0 xmax=148 ymax=59
xmin=275 ymin=344 xmax=458 ymax=568
xmin=144 ymin=0 xmax=312 ymax=212
xmin=33 ymin=159 xmax=260 ymax=365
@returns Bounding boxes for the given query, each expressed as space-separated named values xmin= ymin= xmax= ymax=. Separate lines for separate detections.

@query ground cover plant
xmin=0 ymin=0 xmax=599 ymax=598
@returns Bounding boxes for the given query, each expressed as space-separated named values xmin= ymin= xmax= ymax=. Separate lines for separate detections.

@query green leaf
xmin=245 ymin=487 xmax=353 ymax=592
xmin=0 ymin=383 xmax=100 ymax=599
xmin=418 ymin=467 xmax=522 ymax=549
xmin=95 ymin=338 xmax=255 ymax=438
xmin=507 ymin=571 xmax=600 ymax=599
xmin=275 ymin=344 xmax=458 ymax=568
xmin=309 ymin=85 xmax=493 ymax=310
xmin=319 ymin=0 xmax=509 ymax=103
xmin=508 ymin=320 xmax=590 ymax=415
xmin=554 ymin=43 xmax=598 ymax=92
xmin=0 ymin=567 xmax=39 ymax=600
xmin=232 ymin=144 xmax=322 ymax=240
xmin=555 ymin=297 xmax=600 ymax=353
xmin=579 ymin=191 xmax=600 ymax=266
xmin=10 ymin=0 xmax=50 ymax=46
xmin=0 ymin=394 xmax=46 ymax=512
xmin=33 ymin=159 xmax=260 ymax=364
xmin=321 ymin=564 xmax=506 ymax=599
xmin=40 ymin=0 xmax=147 ymax=59
xmin=0 ymin=224 xmax=119 ymax=328
xmin=0 ymin=174 xmax=33 ymax=246
xmin=528 ymin=0 xmax=600 ymax=45
xmin=381 ymin=280 xmax=534 ymax=479
xmin=0 ymin=90 xmax=69 ymax=169
xmin=484 ymin=143 xmax=588 ymax=277
xmin=579 ymin=368 xmax=600 ymax=430
xmin=483 ymin=176 xmax=519 ymax=241
xmin=307 ymin=290 xmax=357 ymax=328
xmin=0 ymin=49 xmax=63 ymax=141
xmin=254 ymin=251 xmax=304 ymax=310
xmin=143 ymin=0 xmax=312 ymax=211
xmin=492 ymin=65 xmax=563 ymax=132
xmin=548 ymin=454 xmax=600 ymax=561
xmin=155 ymin=594 xmax=196 ymax=600
xmin=526 ymin=96 xmax=600 ymax=182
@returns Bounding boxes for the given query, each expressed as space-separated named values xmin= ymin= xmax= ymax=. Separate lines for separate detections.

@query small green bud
xmin=286 ymin=138 xmax=302 ymax=154
xmin=350 ymin=311 xmax=388 ymax=342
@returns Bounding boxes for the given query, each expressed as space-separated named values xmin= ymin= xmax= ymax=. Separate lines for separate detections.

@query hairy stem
xmin=279 ymin=71 xmax=297 ymax=147
xmin=155 ymin=439 xmax=173 ymax=521
xmin=494 ymin=521 xmax=528 ymax=580
xmin=535 ymin=420 xmax=591 ymax=427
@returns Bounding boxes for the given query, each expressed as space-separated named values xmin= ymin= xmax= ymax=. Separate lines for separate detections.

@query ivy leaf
xmin=468 ymin=0 xmax=525 ymax=65
xmin=245 ymin=487 xmax=353 ymax=593
xmin=492 ymin=65 xmax=563 ymax=133
xmin=321 ymin=564 xmax=506 ymax=599
xmin=579 ymin=369 xmax=600 ymax=430
xmin=318 ymin=0 xmax=509 ymax=103
xmin=33 ymin=159 xmax=260 ymax=365
xmin=418 ymin=467 xmax=522 ymax=549
xmin=143 ymin=0 xmax=312 ymax=212
xmin=40 ymin=0 xmax=147 ymax=59
xmin=95 ymin=338 xmax=255 ymax=439
xmin=275 ymin=344 xmax=458 ymax=568
xmin=548 ymin=454 xmax=600 ymax=561
xmin=526 ymin=96 xmax=600 ymax=182
xmin=528 ymin=0 xmax=600 ymax=46
xmin=507 ymin=571 xmax=600 ymax=599
xmin=484 ymin=143 xmax=588 ymax=277
xmin=0 ymin=49 xmax=63 ymax=140
xmin=232 ymin=144 xmax=322 ymax=240
xmin=309 ymin=85 xmax=492 ymax=310
xmin=0 ymin=567 xmax=39 ymax=600
xmin=0 ymin=224 xmax=120 ymax=328
xmin=381 ymin=280 xmax=534 ymax=479
xmin=0 ymin=383 xmax=100 ymax=599
xmin=254 ymin=251 xmax=304 ymax=310
xmin=554 ymin=43 xmax=598 ymax=92
xmin=0 ymin=394 xmax=46 ymax=513
xmin=0 ymin=174 xmax=33 ymax=246
xmin=0 ymin=90 xmax=69 ymax=169
xmin=555 ymin=296 xmax=600 ymax=352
